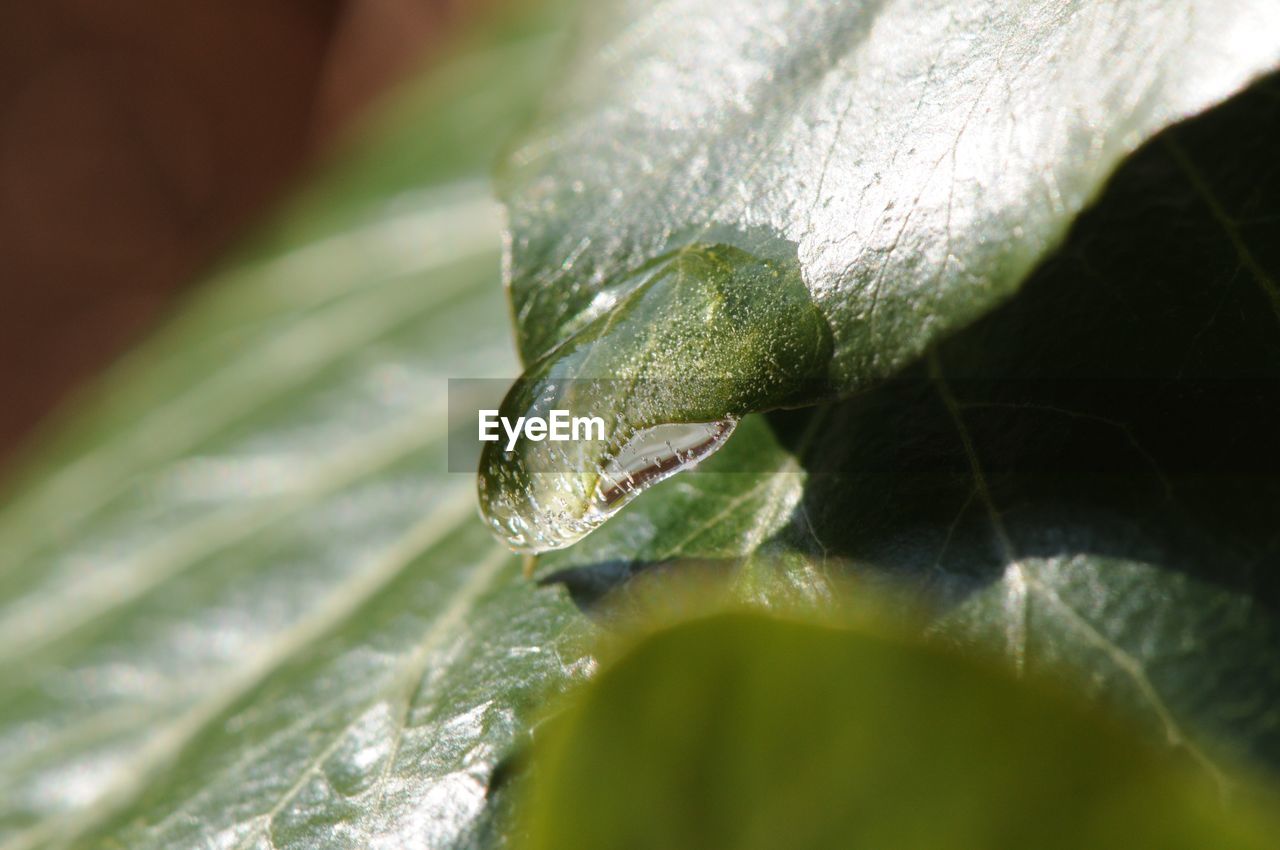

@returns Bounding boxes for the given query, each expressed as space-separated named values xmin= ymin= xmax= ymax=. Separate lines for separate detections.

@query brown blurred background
xmin=0 ymin=0 xmax=469 ymax=474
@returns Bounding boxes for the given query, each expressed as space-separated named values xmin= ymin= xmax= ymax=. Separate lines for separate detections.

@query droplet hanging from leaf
xmin=478 ymin=242 xmax=832 ymax=552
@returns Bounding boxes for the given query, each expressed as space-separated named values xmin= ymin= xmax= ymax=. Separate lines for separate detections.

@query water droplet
xmin=478 ymin=242 xmax=831 ymax=553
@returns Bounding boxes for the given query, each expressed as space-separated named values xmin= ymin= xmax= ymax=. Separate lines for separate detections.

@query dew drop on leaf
xmin=477 ymin=241 xmax=832 ymax=553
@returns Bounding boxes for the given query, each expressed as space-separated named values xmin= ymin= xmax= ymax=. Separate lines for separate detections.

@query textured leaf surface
xmin=0 ymin=5 xmax=594 ymax=849
xmin=533 ymin=76 xmax=1280 ymax=780
xmin=502 ymin=0 xmax=1280 ymax=397
xmin=520 ymin=614 xmax=1280 ymax=850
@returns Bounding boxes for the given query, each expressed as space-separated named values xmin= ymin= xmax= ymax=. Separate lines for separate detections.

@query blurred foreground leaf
xmin=521 ymin=613 xmax=1279 ymax=850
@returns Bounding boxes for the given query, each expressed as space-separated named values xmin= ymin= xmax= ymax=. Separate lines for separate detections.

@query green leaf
xmin=519 ymin=613 xmax=1280 ymax=850
xmin=501 ymin=0 xmax=1280 ymax=392
xmin=0 ymin=4 xmax=597 ymax=848
xmin=532 ymin=75 xmax=1280 ymax=780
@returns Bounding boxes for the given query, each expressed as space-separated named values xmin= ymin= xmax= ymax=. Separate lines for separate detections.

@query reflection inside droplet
xmin=477 ymin=418 xmax=737 ymax=554
xmin=592 ymin=420 xmax=737 ymax=510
